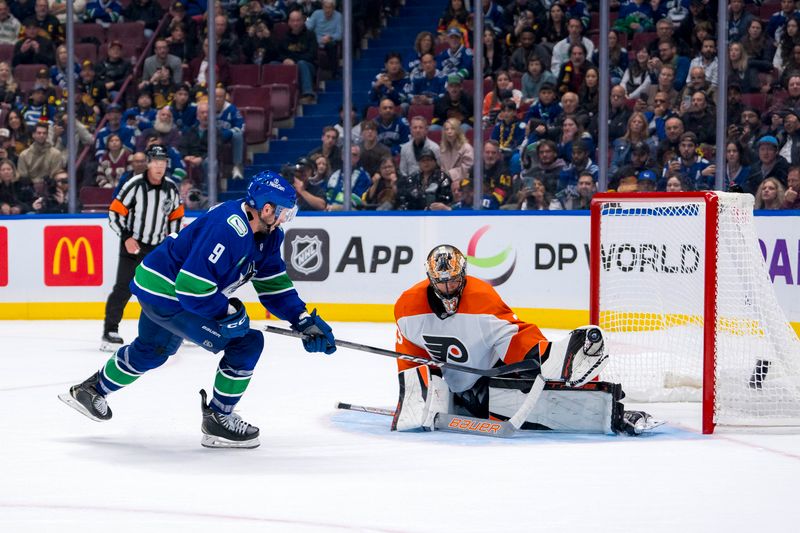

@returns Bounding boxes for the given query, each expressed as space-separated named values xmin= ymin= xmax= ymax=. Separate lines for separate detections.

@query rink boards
xmin=0 ymin=210 xmax=798 ymax=332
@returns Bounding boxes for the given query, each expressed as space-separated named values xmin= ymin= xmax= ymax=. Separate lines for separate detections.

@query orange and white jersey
xmin=394 ymin=276 xmax=549 ymax=393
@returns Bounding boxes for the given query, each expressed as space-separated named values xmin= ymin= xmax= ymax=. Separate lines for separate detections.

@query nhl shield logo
xmin=284 ymin=229 xmax=329 ymax=281
xmin=291 ymin=235 xmax=323 ymax=275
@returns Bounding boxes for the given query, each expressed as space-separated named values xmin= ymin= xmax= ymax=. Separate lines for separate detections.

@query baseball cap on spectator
xmin=32 ymin=83 xmax=46 ymax=92
xmin=539 ymin=82 xmax=555 ymax=93
xmin=757 ymin=135 xmax=779 ymax=148
xmin=631 ymin=141 xmax=650 ymax=155
xmin=447 ymin=74 xmax=462 ymax=85
xmin=107 ymin=103 xmax=123 ymax=113
xmin=172 ymin=1 xmax=186 ymax=10
xmin=419 ymin=148 xmax=436 ymax=161
xmin=109 ymin=40 xmax=123 ymax=49
xmin=36 ymin=68 xmax=48 ymax=79
xmin=638 ymin=170 xmax=657 ymax=182
xmin=459 ymin=177 xmax=473 ymax=189
xmin=447 ymin=28 xmax=463 ymax=38
xmin=81 ymin=59 xmax=94 ymax=70
xmin=295 ymin=157 xmax=313 ymax=170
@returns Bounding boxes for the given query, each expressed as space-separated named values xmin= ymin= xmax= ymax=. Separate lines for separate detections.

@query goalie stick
xmin=264 ymin=325 xmax=541 ymax=378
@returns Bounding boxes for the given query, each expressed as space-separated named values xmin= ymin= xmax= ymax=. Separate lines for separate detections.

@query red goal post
xmin=589 ymin=192 xmax=800 ymax=434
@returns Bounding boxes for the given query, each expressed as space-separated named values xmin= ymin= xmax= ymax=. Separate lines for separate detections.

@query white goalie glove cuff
xmin=392 ymin=366 xmax=451 ymax=432
xmin=540 ymin=326 xmax=609 ymax=387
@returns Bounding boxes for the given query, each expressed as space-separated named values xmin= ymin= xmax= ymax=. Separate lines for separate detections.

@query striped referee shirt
xmin=108 ymin=172 xmax=184 ymax=246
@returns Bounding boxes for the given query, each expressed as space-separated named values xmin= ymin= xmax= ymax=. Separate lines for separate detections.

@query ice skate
xmin=199 ymin=390 xmax=260 ymax=449
xmin=100 ymin=331 xmax=124 ymax=352
xmin=618 ymin=410 xmax=665 ymax=436
xmin=58 ymin=372 xmax=112 ymax=422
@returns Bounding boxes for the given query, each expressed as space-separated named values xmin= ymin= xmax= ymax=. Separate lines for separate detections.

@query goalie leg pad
xmin=488 ymin=379 xmax=624 ymax=434
xmin=540 ymin=326 xmax=609 ymax=387
xmin=392 ymin=367 xmax=451 ymax=431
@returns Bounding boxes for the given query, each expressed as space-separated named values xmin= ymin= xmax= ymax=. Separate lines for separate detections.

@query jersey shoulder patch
xmin=227 ymin=214 xmax=249 ymax=237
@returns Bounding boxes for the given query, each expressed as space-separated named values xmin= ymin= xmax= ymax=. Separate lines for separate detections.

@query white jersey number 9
xmin=208 ymin=243 xmax=226 ymax=264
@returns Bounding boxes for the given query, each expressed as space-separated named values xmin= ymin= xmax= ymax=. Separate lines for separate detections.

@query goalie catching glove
xmin=539 ymin=326 xmax=608 ymax=387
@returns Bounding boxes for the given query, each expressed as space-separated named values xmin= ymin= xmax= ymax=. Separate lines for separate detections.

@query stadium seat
xmin=272 ymin=22 xmax=289 ymax=43
xmin=230 ymin=64 xmax=261 ymax=87
xmin=427 ymin=129 xmax=442 ymax=144
xmin=79 ymin=187 xmax=113 ymax=213
xmin=99 ymin=40 xmax=138 ymax=61
xmin=365 ymin=106 xmax=379 ymax=121
xmin=408 ymin=104 xmax=434 ymax=123
xmin=74 ymin=42 xmax=97 ymax=64
xmin=240 ymin=106 xmax=272 ymax=144
xmin=760 ymin=4 xmax=780 ymax=19
xmin=14 ymin=64 xmax=47 ymax=93
xmin=265 ymin=84 xmax=292 ymax=120
xmin=230 ymin=86 xmax=271 ymax=112
xmin=261 ymin=64 xmax=298 ymax=116
xmin=740 ymin=93 xmax=768 ymax=113
xmin=630 ymin=32 xmax=657 ymax=51
xmin=462 ymin=77 xmax=493 ymax=96
xmin=74 ymin=23 xmax=107 ymax=46
xmin=107 ymin=22 xmax=146 ymax=50
xmin=434 ymin=41 xmax=449 ymax=55
xmin=0 ymin=43 xmax=13 ymax=64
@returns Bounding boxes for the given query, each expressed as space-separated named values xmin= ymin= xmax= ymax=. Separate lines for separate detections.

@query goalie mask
xmin=426 ymin=245 xmax=467 ymax=316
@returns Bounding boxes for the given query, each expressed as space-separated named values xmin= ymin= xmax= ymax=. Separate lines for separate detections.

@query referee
xmin=101 ymin=145 xmax=184 ymax=351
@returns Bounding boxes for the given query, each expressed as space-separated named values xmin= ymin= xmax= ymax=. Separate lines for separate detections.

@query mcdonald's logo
xmin=44 ymin=226 xmax=103 ymax=286
xmin=0 ymin=227 xmax=7 ymax=287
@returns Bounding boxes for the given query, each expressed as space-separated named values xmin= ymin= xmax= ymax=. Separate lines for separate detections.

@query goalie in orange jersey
xmin=391 ymin=244 xmax=661 ymax=436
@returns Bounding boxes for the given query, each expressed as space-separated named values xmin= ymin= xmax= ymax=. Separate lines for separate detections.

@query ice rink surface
xmin=1 ymin=320 xmax=798 ymax=532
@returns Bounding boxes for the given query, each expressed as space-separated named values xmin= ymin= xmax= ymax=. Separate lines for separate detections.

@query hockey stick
xmin=335 ymin=401 xmax=394 ymax=416
xmin=264 ymin=325 xmax=541 ymax=377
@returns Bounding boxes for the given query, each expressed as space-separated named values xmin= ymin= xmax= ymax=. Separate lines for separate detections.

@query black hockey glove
xmin=218 ymin=298 xmax=250 ymax=339
xmin=294 ymin=309 xmax=336 ymax=354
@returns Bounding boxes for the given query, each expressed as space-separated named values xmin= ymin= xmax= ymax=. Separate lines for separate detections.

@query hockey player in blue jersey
xmin=59 ymin=171 xmax=337 ymax=449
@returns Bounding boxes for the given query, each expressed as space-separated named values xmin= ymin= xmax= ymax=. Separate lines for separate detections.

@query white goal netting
xmin=594 ymin=193 xmax=800 ymax=427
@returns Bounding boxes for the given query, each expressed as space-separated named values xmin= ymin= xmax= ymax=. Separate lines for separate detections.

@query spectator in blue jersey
xmin=214 ymin=86 xmax=245 ymax=180
xmin=436 ymin=28 xmax=473 ymax=80
xmin=649 ymin=40 xmax=690 ymax=92
xmin=123 ymin=92 xmax=157 ymax=134
xmin=20 ymin=84 xmax=56 ymax=128
xmin=61 ymin=170 xmax=335 ymax=449
xmin=661 ymin=132 xmax=713 ymax=191
xmin=563 ymin=0 xmax=590 ymax=31
xmin=431 ymin=75 xmax=474 ymax=131
xmin=49 ymin=45 xmax=79 ymax=91
xmin=368 ymin=51 xmax=411 ymax=109
xmin=767 ymin=0 xmax=800 ymax=42
xmin=406 ymin=31 xmax=436 ymax=80
xmin=375 ymin=98 xmax=410 ymax=156
xmin=12 ymin=17 xmax=55 ymax=66
xmin=492 ymin=100 xmax=526 ymax=168
xmin=557 ymin=139 xmax=599 ymax=192
xmin=170 ymin=83 xmax=197 ymax=134
xmin=728 ymin=0 xmax=754 ymax=44
xmin=325 ymin=144 xmax=371 ymax=209
xmin=409 ymin=53 xmax=446 ymax=106
xmin=306 ymin=0 xmax=342 ymax=77
xmin=476 ymin=0 xmax=504 ymax=35
xmin=278 ymin=8 xmax=318 ymax=103
xmin=524 ymin=82 xmax=561 ymax=137
xmin=95 ymin=103 xmax=137 ymax=158
xmin=84 ymin=0 xmax=124 ymax=25
xmin=748 ymin=135 xmax=791 ymax=193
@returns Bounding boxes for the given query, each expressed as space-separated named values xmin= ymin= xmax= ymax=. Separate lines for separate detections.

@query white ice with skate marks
xmin=1 ymin=320 xmax=799 ymax=532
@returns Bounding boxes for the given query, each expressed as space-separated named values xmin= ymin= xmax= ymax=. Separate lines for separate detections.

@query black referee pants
xmin=103 ymin=239 xmax=157 ymax=334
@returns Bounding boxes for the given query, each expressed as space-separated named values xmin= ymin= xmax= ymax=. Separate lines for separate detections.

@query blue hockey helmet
xmin=246 ymin=170 xmax=298 ymax=223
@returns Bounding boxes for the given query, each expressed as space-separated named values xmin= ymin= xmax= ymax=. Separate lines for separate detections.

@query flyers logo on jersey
xmin=44 ymin=226 xmax=103 ymax=286
xmin=422 ymin=335 xmax=469 ymax=363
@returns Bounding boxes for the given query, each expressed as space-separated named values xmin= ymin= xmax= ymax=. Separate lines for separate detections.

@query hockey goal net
xmin=590 ymin=192 xmax=800 ymax=433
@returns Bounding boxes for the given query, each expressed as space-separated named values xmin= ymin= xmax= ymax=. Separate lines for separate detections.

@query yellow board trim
xmin=0 ymin=302 xmax=797 ymax=338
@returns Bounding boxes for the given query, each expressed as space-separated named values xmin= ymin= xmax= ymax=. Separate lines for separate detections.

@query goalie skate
xmin=618 ymin=410 xmax=665 ymax=436
xmin=58 ymin=372 xmax=112 ymax=422
xmin=199 ymin=390 xmax=260 ymax=449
